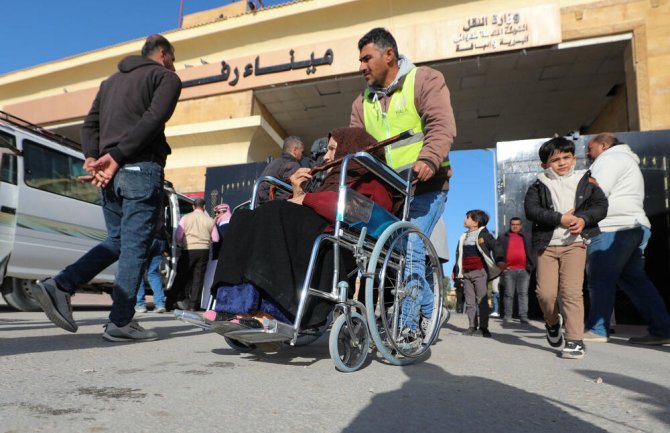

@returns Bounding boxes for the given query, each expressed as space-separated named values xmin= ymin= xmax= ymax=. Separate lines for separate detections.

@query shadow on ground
xmin=342 ymin=362 xmax=612 ymax=433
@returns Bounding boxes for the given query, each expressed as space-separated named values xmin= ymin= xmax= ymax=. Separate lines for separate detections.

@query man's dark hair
xmin=466 ymin=209 xmax=489 ymax=228
xmin=538 ymin=137 xmax=575 ymax=164
xmin=358 ymin=27 xmax=399 ymax=60
xmin=141 ymin=34 xmax=174 ymax=58
xmin=592 ymin=132 xmax=621 ymax=148
xmin=282 ymin=136 xmax=304 ymax=153
xmin=193 ymin=198 xmax=206 ymax=209
xmin=510 ymin=217 xmax=522 ymax=224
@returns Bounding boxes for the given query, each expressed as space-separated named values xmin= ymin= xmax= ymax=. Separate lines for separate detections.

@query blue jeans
xmin=586 ymin=227 xmax=670 ymax=338
xmin=55 ymin=162 xmax=163 ymax=327
xmin=490 ymin=276 xmax=500 ymax=314
xmin=491 ymin=291 xmax=500 ymax=314
xmin=136 ymin=238 xmax=167 ymax=308
xmin=400 ymin=190 xmax=448 ymax=331
xmin=502 ymin=269 xmax=530 ymax=320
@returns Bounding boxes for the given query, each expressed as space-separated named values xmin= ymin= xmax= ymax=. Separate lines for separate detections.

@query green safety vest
xmin=363 ymin=67 xmax=450 ymax=172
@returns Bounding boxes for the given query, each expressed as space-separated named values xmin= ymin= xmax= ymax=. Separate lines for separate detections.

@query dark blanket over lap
xmin=212 ymin=200 xmax=350 ymax=326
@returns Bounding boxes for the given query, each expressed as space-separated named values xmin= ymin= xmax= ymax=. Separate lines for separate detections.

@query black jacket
xmin=495 ymin=230 xmax=535 ymax=272
xmin=257 ymin=152 xmax=302 ymax=203
xmin=81 ymin=56 xmax=182 ymax=167
xmin=524 ymin=170 xmax=608 ymax=253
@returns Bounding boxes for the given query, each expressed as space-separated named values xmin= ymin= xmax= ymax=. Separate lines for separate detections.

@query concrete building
xmin=1 ymin=0 xmax=669 ymax=195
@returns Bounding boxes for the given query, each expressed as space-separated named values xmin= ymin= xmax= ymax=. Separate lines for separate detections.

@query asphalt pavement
xmin=1 ymin=295 xmax=669 ymax=433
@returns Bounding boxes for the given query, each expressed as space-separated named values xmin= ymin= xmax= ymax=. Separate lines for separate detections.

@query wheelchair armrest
xmin=250 ymin=176 xmax=293 ymax=209
xmin=338 ymin=187 xmax=399 ymax=239
xmin=347 ymin=152 xmax=409 ymax=196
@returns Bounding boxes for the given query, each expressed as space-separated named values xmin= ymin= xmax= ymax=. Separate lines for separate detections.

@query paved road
xmin=1 ymin=296 xmax=669 ymax=433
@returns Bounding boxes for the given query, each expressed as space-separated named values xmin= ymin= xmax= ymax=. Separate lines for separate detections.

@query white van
xmin=0 ymin=111 xmax=192 ymax=311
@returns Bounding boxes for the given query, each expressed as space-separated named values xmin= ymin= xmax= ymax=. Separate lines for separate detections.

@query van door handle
xmin=1 ymin=206 xmax=16 ymax=215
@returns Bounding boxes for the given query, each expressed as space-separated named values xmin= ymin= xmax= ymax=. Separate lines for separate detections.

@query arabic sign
xmin=182 ymin=49 xmax=334 ymax=88
xmin=449 ymin=4 xmax=560 ymax=55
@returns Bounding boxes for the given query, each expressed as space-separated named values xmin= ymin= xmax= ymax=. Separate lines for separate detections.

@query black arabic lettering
xmin=254 ymin=51 xmax=293 ymax=75
xmin=254 ymin=48 xmax=334 ymax=76
xmin=456 ymin=43 xmax=474 ymax=52
xmin=221 ymin=61 xmax=230 ymax=81
xmin=463 ymin=16 xmax=488 ymax=32
xmin=184 ymin=48 xmax=335 ymax=88
xmin=229 ymin=67 xmax=239 ymax=86
xmin=321 ymin=48 xmax=334 ymax=65
xmin=243 ymin=63 xmax=253 ymax=77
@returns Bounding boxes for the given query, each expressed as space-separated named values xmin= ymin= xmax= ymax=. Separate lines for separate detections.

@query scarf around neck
xmin=367 ymin=55 xmax=416 ymax=102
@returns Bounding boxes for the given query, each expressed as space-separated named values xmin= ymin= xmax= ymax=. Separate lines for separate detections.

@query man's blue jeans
xmin=502 ymin=269 xmax=530 ymax=320
xmin=586 ymin=226 xmax=670 ymax=338
xmin=400 ymin=190 xmax=448 ymax=331
xmin=54 ymin=162 xmax=163 ymax=327
xmin=136 ymin=238 xmax=167 ymax=309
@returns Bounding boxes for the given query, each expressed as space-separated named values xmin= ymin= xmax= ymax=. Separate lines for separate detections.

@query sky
xmin=1 ymin=0 xmax=497 ymax=277
xmin=443 ymin=149 xmax=497 ymax=276
xmin=0 ymin=0 xmax=288 ymax=74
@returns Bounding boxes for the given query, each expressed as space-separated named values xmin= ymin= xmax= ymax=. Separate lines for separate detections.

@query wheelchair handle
xmin=310 ymin=130 xmax=414 ymax=175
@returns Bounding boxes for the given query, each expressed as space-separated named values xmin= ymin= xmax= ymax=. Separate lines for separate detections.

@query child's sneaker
xmin=561 ymin=340 xmax=586 ymax=359
xmin=545 ymin=313 xmax=564 ymax=348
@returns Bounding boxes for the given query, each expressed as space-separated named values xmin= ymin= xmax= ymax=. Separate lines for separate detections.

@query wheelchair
xmin=179 ymin=149 xmax=445 ymax=372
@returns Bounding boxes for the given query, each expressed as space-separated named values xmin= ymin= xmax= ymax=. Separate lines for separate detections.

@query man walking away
xmin=172 ymin=198 xmax=216 ymax=311
xmin=584 ymin=132 xmax=670 ymax=345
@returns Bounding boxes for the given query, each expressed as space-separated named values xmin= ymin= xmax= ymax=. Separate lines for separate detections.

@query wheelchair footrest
xmin=224 ymin=320 xmax=295 ymax=344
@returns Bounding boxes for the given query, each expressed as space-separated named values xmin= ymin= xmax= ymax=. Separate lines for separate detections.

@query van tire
xmin=1 ymin=278 xmax=42 ymax=312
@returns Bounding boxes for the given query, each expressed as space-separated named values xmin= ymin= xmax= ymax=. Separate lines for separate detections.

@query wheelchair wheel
xmin=365 ymin=221 xmax=444 ymax=366
xmin=329 ymin=311 xmax=369 ymax=373
xmin=224 ymin=336 xmax=256 ymax=352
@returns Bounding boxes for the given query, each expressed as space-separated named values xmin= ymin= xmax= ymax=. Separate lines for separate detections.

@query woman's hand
xmin=289 ymin=168 xmax=312 ymax=197
xmin=288 ymin=194 xmax=306 ymax=205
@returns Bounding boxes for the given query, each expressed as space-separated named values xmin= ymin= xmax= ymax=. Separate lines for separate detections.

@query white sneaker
xmin=102 ymin=320 xmax=158 ymax=342
xmin=134 ymin=306 xmax=148 ymax=313
xmin=489 ymin=312 xmax=500 ymax=318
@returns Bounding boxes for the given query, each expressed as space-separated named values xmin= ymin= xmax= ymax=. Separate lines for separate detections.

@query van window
xmin=0 ymin=131 xmax=17 ymax=185
xmin=23 ymin=140 xmax=101 ymax=205
xmin=178 ymin=198 xmax=194 ymax=217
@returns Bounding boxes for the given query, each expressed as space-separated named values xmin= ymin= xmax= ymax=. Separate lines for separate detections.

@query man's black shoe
xmin=33 ymin=278 xmax=78 ymax=333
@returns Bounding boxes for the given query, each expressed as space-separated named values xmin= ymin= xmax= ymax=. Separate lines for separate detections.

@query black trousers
xmin=170 ymin=248 xmax=209 ymax=310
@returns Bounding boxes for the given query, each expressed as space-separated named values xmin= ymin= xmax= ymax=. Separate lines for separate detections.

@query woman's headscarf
xmin=315 ymin=127 xmax=385 ymax=193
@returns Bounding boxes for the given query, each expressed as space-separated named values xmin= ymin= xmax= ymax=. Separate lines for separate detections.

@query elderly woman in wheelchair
xmin=194 ymin=127 xmax=445 ymax=372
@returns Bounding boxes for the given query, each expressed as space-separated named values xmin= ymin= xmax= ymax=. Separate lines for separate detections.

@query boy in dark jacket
xmin=524 ymin=137 xmax=607 ymax=359
xmin=453 ymin=210 xmax=502 ymax=337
